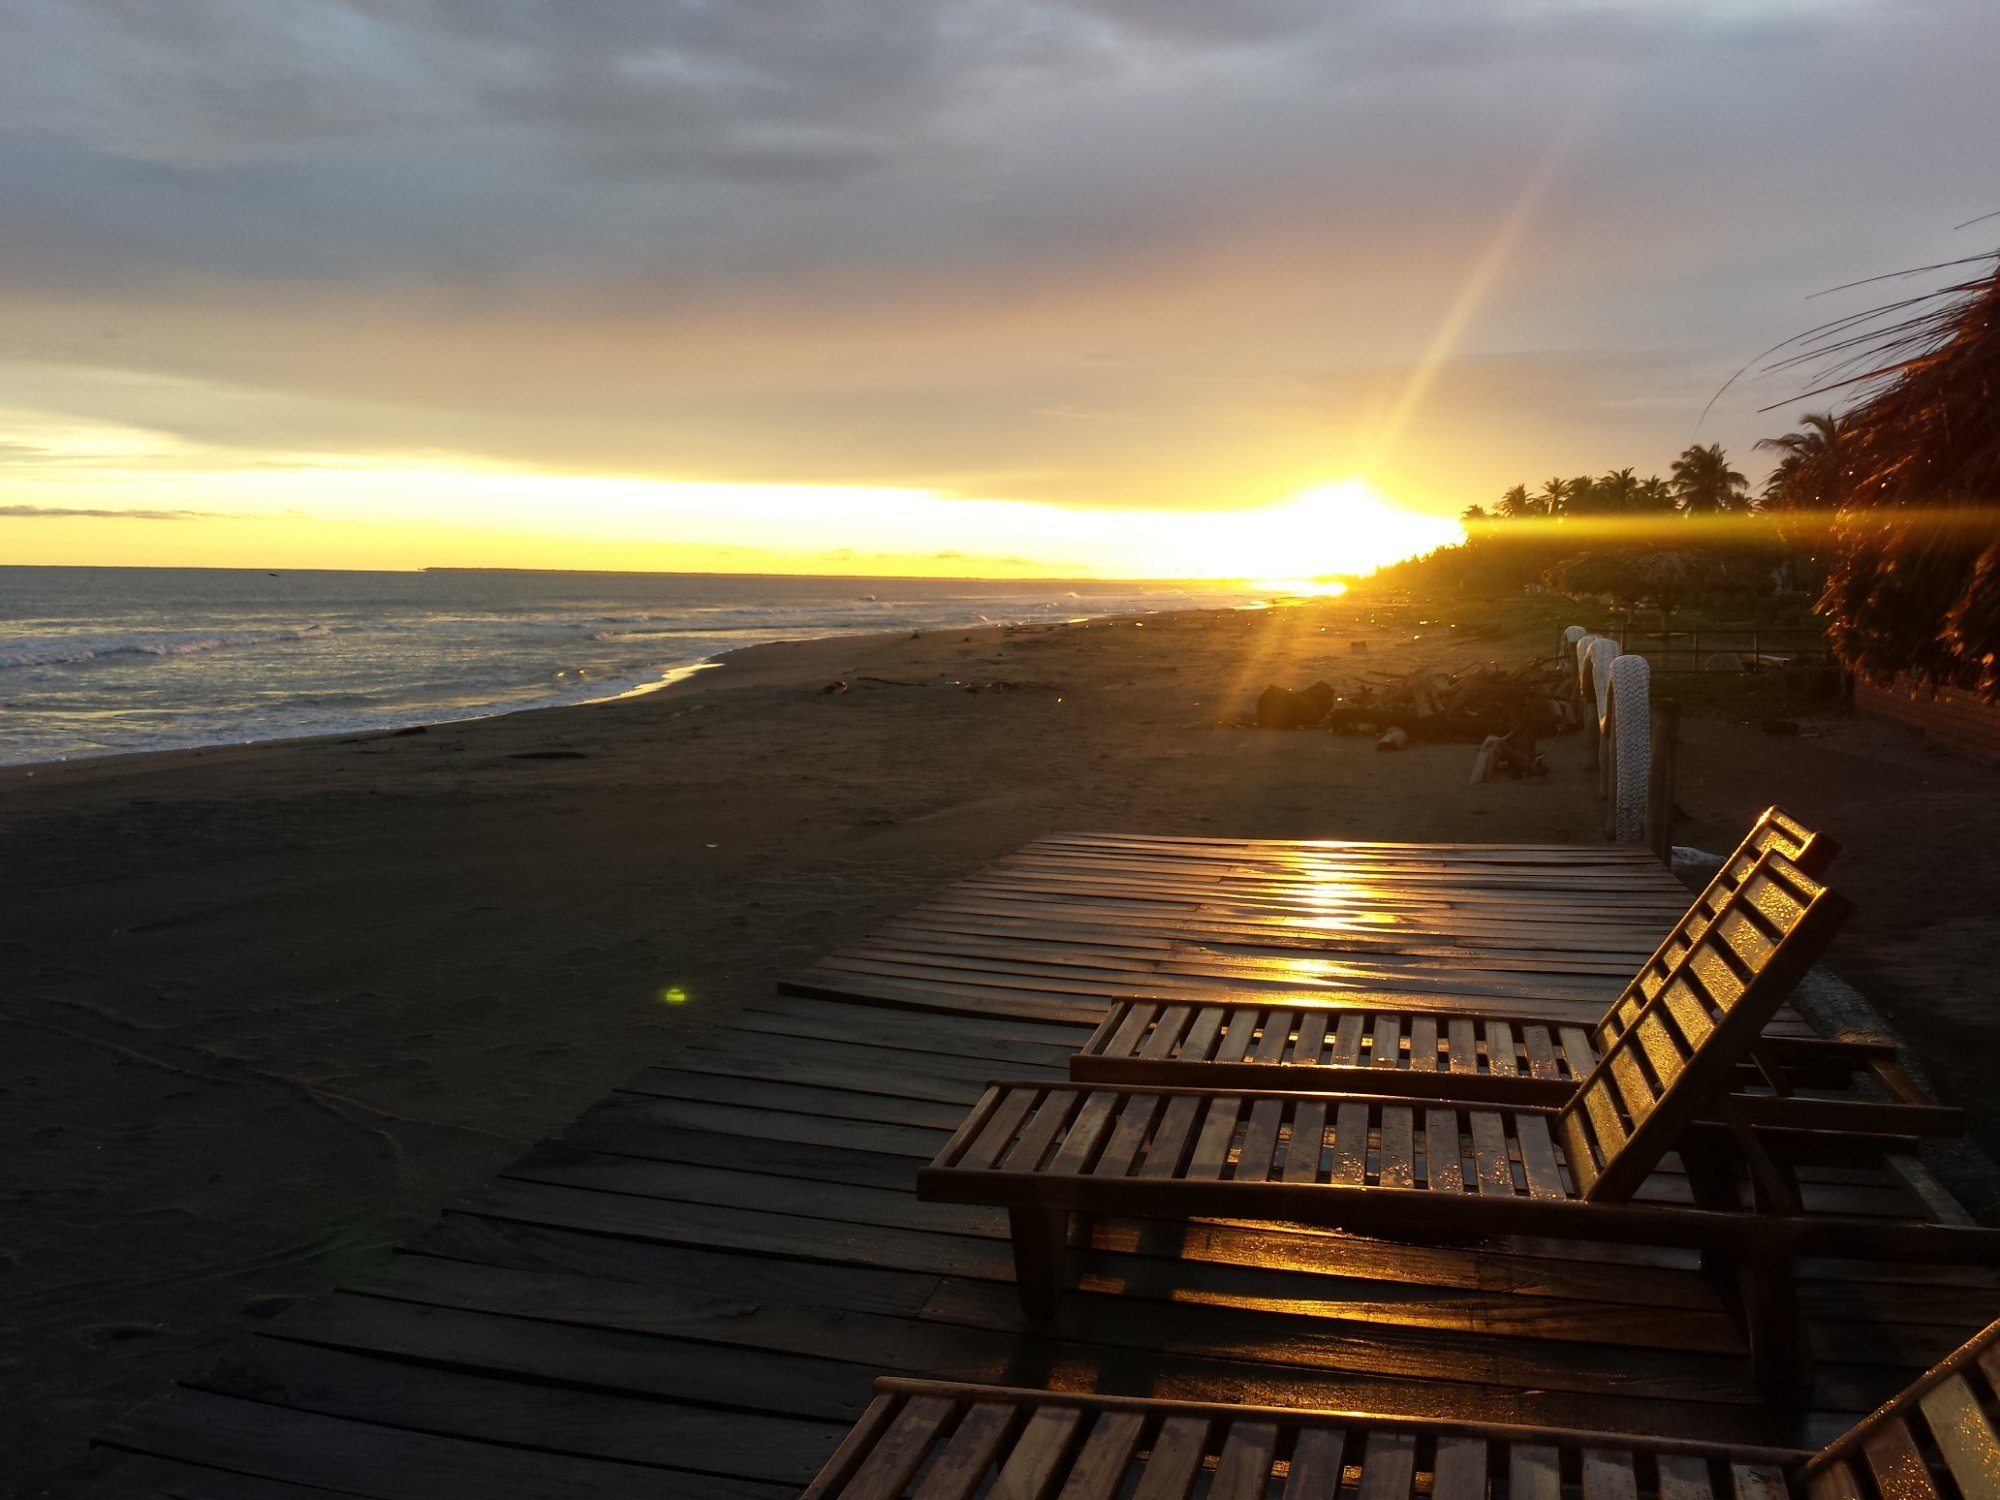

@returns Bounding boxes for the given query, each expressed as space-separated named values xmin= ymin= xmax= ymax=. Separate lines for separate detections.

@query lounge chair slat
xmin=1281 ymin=1428 xmax=1347 ymax=1500
xmin=1657 ymin=978 xmax=1717 ymax=1054
xmin=842 ymin=1394 xmax=959 ymax=1500
xmin=1509 ymin=1442 xmax=1562 ymax=1500
xmin=1606 ymin=1044 xmax=1662 ymax=1134
xmin=1216 ymin=1008 xmax=1259 ymax=1063
xmin=1917 ymin=1371 xmax=2000 ymax=1498
xmin=1858 ymin=1419 xmax=1940 ymax=1500
xmin=1283 ymin=1099 xmax=1328 ymax=1183
xmin=1138 ymin=1094 xmax=1202 ymax=1178
xmin=1425 ymin=1107 xmax=1465 ymax=1192
xmin=1577 ymin=1077 xmax=1630 ymax=1168
xmin=1046 ymin=1091 xmax=1120 ymax=1175
xmin=1372 ymin=1014 xmax=1401 ymax=1070
xmin=1431 ymin=1434 xmax=1488 ymax=1500
xmin=1093 ymin=1093 xmax=1160 ymax=1179
xmin=1582 ymin=1447 xmax=1640 ymax=1500
xmin=1254 ymin=1010 xmax=1293 ymax=1064
xmin=803 ymin=1391 xmax=902 ymax=1500
xmin=1294 ymin=1010 xmax=1329 ymax=1067
xmin=1654 ymin=1452 xmax=1715 ymax=1500
xmin=1186 ymin=1096 xmax=1242 ymax=1180
xmin=1408 ymin=1014 xmax=1439 ymax=1072
xmin=915 ymin=1402 xmax=1019 ymax=1500
xmin=1003 ymin=1090 xmax=1079 ymax=1173
xmin=991 ymin=1407 xmax=1087 ymax=1500
xmin=1447 ymin=1018 xmax=1478 ymax=1075
xmin=1356 ymin=1430 xmax=1416 ymax=1500
xmin=1330 ymin=1012 xmax=1364 ymax=1066
xmin=1556 ymin=1112 xmax=1600 ymax=1197
xmin=1470 ymin=1110 xmax=1514 ymax=1196
xmin=962 ymin=1089 xmax=1038 ymax=1171
xmin=1329 ymin=1102 xmax=1370 ymax=1184
xmin=1732 ymin=1462 xmax=1794 ymax=1500
xmin=1488 ymin=1020 xmax=1519 ymax=1077
xmin=1523 ymin=1024 xmax=1560 ymax=1079
xmin=1635 ymin=1011 xmax=1689 ymax=1094
xmin=1181 ymin=1007 xmax=1227 ymax=1061
xmin=1234 ymin=1097 xmax=1285 ymax=1184
xmin=1209 ymin=1422 xmax=1279 ymax=1500
xmin=1515 ymin=1113 xmax=1566 ymax=1199
xmin=1129 ymin=1417 xmax=1209 ymax=1500
xmin=1379 ymin=1104 xmax=1416 ymax=1188
xmin=1053 ymin=1411 xmax=1144 ymax=1500
xmin=1559 ymin=1025 xmax=1599 ymax=1080
xmin=1109 ymin=1003 xmax=1160 ymax=1062
xmin=1138 ymin=1004 xmax=1193 ymax=1062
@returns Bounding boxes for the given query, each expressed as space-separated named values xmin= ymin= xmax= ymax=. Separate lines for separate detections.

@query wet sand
xmin=4 ymin=588 xmax=1995 ymax=1490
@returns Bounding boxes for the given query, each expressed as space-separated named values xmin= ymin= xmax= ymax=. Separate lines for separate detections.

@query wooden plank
xmin=99 ymin=1387 xmax=793 ymax=1500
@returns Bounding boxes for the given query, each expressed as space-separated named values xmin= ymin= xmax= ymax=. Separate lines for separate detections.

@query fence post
xmin=1647 ymin=697 xmax=1681 ymax=863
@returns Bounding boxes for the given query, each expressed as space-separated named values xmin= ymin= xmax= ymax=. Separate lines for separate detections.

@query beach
xmin=6 ymin=587 xmax=1998 ymax=1489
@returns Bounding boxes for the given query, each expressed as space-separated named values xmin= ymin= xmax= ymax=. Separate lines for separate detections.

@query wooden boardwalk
xmin=52 ymin=835 xmax=1999 ymax=1498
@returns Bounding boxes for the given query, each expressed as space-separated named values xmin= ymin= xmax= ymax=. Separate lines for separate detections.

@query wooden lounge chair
xmin=802 ymin=1315 xmax=2000 ymax=1500
xmin=919 ymin=848 xmax=1997 ymax=1396
xmin=1072 ymin=807 xmax=1952 ymax=1137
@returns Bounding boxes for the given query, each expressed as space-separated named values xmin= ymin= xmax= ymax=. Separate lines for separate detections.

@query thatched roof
xmin=1806 ymin=252 xmax=2000 ymax=699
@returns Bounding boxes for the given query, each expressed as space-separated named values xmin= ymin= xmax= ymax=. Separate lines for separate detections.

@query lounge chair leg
xmin=1008 ymin=1207 xmax=1069 ymax=1319
xmin=1736 ymin=1250 xmax=1813 ymax=1401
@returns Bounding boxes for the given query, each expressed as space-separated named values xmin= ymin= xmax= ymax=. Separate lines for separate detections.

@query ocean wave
xmin=0 ymin=625 xmax=336 ymax=671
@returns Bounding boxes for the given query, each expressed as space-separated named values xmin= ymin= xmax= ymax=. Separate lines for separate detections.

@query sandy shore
xmin=5 ymin=587 xmax=1996 ymax=1489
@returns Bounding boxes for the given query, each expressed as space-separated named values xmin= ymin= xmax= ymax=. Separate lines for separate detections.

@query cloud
xmin=0 ymin=503 xmax=222 ymax=520
xmin=0 ymin=0 xmax=1996 ymax=515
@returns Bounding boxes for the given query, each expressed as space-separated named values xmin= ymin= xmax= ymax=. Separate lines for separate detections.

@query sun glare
xmin=1 ymin=408 xmax=1462 ymax=579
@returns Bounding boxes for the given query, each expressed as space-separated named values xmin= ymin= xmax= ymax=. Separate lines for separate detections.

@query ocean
xmin=0 ymin=567 xmax=1258 ymax=766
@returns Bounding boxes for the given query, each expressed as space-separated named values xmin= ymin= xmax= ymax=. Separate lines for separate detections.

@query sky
xmin=1 ymin=0 xmax=1995 ymax=577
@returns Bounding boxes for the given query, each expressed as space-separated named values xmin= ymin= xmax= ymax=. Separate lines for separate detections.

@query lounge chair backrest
xmin=1558 ymin=846 xmax=1851 ymax=1202
xmin=1591 ymin=805 xmax=1836 ymax=1053
xmin=1800 ymin=1316 xmax=2000 ymax=1498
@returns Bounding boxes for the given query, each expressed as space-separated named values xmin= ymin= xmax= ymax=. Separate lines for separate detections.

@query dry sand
xmin=4 ymin=587 xmax=1996 ymax=1490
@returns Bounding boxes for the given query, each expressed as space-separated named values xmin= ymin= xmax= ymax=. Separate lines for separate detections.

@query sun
xmin=1147 ymin=479 xmax=1463 ymax=581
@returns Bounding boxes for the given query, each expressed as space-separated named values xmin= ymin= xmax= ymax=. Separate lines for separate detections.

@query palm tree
xmin=1495 ymin=484 xmax=1535 ymax=519
xmin=1563 ymin=474 xmax=1603 ymax=515
xmin=1671 ymin=443 xmax=1748 ymax=515
xmin=1596 ymin=468 xmax=1644 ymax=514
xmin=1536 ymin=477 xmax=1570 ymax=517
xmin=1638 ymin=475 xmax=1675 ymax=512
xmin=1756 ymin=412 xmax=1843 ymax=512
xmin=1461 ymin=503 xmax=1491 ymax=524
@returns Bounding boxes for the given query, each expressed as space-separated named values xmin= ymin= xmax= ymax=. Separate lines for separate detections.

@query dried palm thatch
xmin=1776 ymin=250 xmax=2000 ymax=699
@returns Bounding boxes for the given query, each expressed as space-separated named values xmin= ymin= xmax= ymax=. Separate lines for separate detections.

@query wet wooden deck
xmin=54 ymin=835 xmax=2000 ymax=1498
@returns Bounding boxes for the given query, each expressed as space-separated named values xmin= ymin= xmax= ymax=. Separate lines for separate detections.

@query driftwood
xmin=1245 ymin=658 xmax=1580 ymax=742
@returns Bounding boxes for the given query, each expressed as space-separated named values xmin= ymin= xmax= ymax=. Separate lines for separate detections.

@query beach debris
xmin=1349 ymin=640 xmax=1369 ymax=651
xmin=1239 ymin=657 xmax=1579 ymax=742
xmin=390 ymin=725 xmax=428 ymax=737
xmin=1376 ymin=727 xmax=1410 ymax=751
xmin=1255 ymin=680 xmax=1335 ymax=728
xmin=1469 ymin=730 xmax=1548 ymax=782
xmin=819 ymin=680 xmax=849 ymax=695
xmin=508 ymin=749 xmax=588 ymax=759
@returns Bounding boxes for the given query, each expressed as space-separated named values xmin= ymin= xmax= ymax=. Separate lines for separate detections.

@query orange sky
xmin=2 ymin=2 xmax=1995 ymax=575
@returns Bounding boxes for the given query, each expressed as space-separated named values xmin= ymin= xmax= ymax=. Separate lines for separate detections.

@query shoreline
xmin=8 ymin=585 xmax=1999 ymax=1492
xmin=0 ymin=594 xmax=1265 ymax=775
